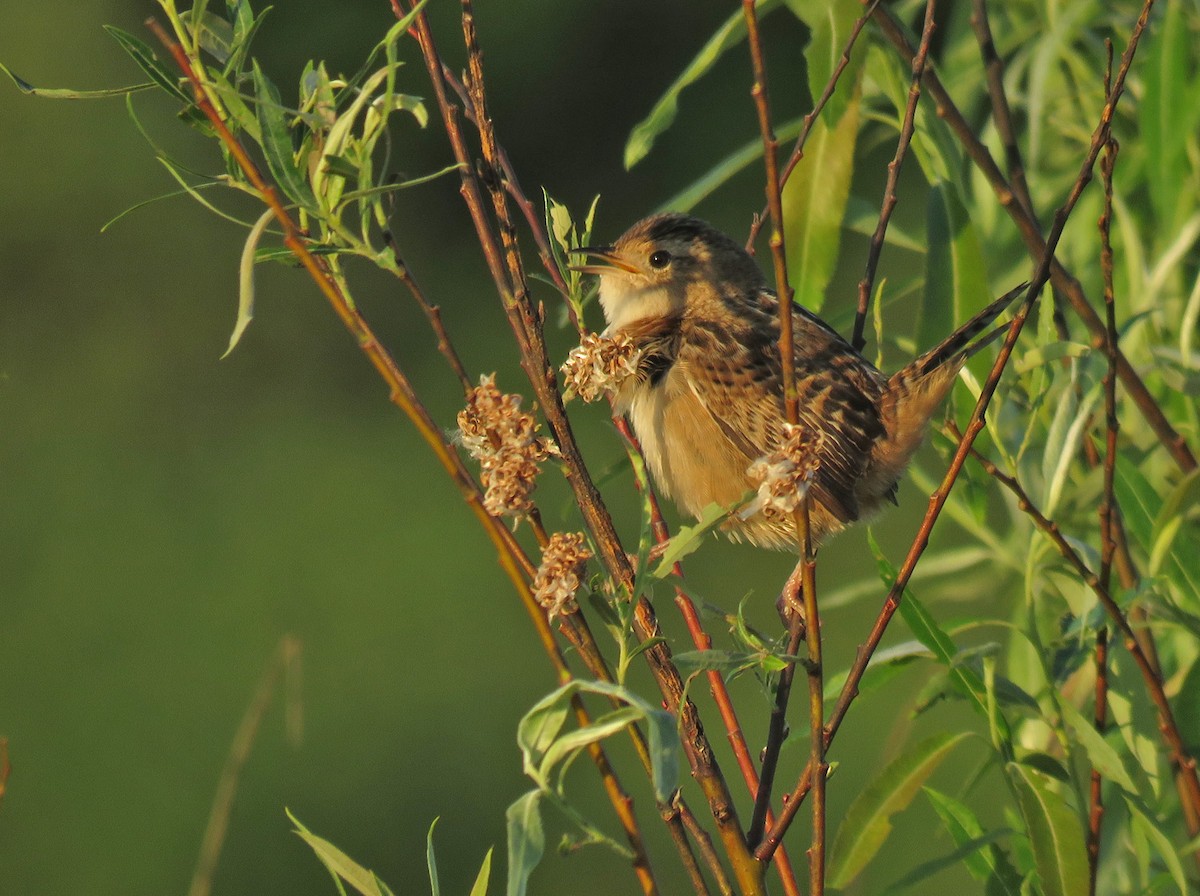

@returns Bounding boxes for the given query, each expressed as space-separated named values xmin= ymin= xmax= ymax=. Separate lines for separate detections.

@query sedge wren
xmin=571 ymin=212 xmax=1025 ymax=550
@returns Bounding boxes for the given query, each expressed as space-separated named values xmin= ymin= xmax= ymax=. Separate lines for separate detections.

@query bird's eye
xmin=649 ymin=250 xmax=671 ymax=269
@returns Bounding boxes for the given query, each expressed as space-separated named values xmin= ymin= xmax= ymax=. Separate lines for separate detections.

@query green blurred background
xmin=1 ymin=2 xmax=1000 ymax=893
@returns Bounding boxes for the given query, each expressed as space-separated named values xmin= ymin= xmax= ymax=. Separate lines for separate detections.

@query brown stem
xmin=874 ymin=3 xmax=1197 ymax=474
xmin=148 ymin=16 xmax=661 ymax=892
xmin=961 ymin=444 xmax=1200 ymax=840
xmin=382 ymin=232 xmax=473 ymax=395
xmin=747 ymin=562 xmax=806 ymax=849
xmin=799 ymin=506 xmax=825 ymax=896
xmin=759 ymin=9 xmax=1158 ymax=853
xmin=407 ymin=4 xmax=762 ymax=890
xmin=852 ymin=0 xmax=937 ymax=352
xmin=743 ymin=0 xmax=798 ymax=425
xmin=188 ymin=636 xmax=301 ymax=896
xmin=747 ymin=0 xmax=880 ymax=250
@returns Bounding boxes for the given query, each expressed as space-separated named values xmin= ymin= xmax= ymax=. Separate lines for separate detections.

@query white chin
xmin=600 ymin=281 xmax=674 ymax=333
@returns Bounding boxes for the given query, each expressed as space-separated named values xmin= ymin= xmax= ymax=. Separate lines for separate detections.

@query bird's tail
xmin=873 ymin=282 xmax=1029 ymax=485
xmin=892 ymin=281 xmax=1030 ymax=388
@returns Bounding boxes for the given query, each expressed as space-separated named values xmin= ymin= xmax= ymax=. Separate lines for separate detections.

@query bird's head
xmin=570 ymin=213 xmax=765 ymax=332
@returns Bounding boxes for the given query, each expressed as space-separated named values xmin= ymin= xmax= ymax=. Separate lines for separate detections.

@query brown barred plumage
xmin=572 ymin=212 xmax=1025 ymax=550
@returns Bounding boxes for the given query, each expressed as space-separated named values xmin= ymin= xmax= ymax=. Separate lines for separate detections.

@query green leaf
xmin=0 ymin=59 xmax=151 ymax=99
xmin=426 ymin=818 xmax=441 ymax=896
xmin=651 ymin=501 xmax=732 ymax=577
xmin=624 ymin=0 xmax=781 ymax=168
xmin=787 ymin=0 xmax=869 ymax=124
xmin=469 ymin=848 xmax=494 ymax=896
xmin=103 ymin=26 xmax=192 ymax=104
xmin=505 ymin=791 xmax=544 ymax=896
xmin=516 ymin=679 xmax=678 ymax=803
xmin=252 ymin=60 xmax=315 ymax=209
xmin=924 ymin=787 xmax=1022 ymax=894
xmin=828 ymin=731 xmax=972 ymax=887
xmin=657 ymin=116 xmax=804 ymax=213
xmin=1126 ymin=796 xmax=1189 ymax=896
xmin=222 ymin=208 xmax=274 ymax=358
xmin=1007 ymin=763 xmax=1089 ymax=896
xmin=1057 ymin=698 xmax=1138 ymax=794
xmin=844 ymin=195 xmax=925 ymax=253
xmin=921 ymin=183 xmax=989 ymax=351
xmin=781 ymin=90 xmax=860 ymax=312
xmin=180 ymin=8 xmax=236 ymax=64
xmin=1139 ymin=0 xmax=1200 ymax=233
xmin=289 ymin=809 xmax=387 ymax=896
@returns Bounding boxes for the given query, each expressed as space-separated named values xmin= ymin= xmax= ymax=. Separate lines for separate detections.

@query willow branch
xmin=852 ymin=0 xmax=936 ymax=352
xmin=747 ymin=0 xmax=879 ymax=250
xmin=743 ymin=0 xmax=797 ymax=425
xmin=961 ymin=443 xmax=1200 ymax=837
xmin=405 ymin=4 xmax=762 ymax=890
xmin=874 ymin=2 xmax=1197 ymax=474
xmin=759 ymin=6 xmax=1157 ymax=854
xmin=148 ymin=17 xmax=659 ymax=892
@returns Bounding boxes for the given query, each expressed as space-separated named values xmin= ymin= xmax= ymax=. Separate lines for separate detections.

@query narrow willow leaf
xmin=1057 ymin=698 xmax=1138 ymax=793
xmin=657 ymin=116 xmax=804 ymax=213
xmin=1007 ymin=764 xmax=1089 ymax=896
xmin=921 ymin=183 xmax=989 ymax=351
xmin=844 ymin=196 xmax=925 ymax=254
xmin=1125 ymin=797 xmax=1189 ymax=896
xmin=289 ymin=809 xmax=387 ymax=896
xmin=252 ymin=60 xmax=315 ymax=209
xmin=787 ymin=0 xmax=869 ymax=124
xmin=426 ymin=818 xmax=441 ymax=896
xmin=538 ymin=707 xmax=643 ymax=783
xmin=828 ymin=731 xmax=972 ymax=887
xmin=624 ymin=0 xmax=781 ymax=168
xmin=517 ymin=679 xmax=678 ymax=802
xmin=782 ymin=90 xmax=860 ymax=312
xmin=1139 ymin=0 xmax=1200 ymax=233
xmin=0 ymin=59 xmax=151 ymax=99
xmin=505 ymin=791 xmax=544 ymax=896
xmin=651 ymin=500 xmax=733 ymax=578
xmin=469 ymin=848 xmax=494 ymax=896
xmin=885 ymin=830 xmax=1011 ymax=893
xmin=1042 ymin=384 xmax=1100 ymax=518
xmin=104 ymin=26 xmax=193 ymax=104
xmin=222 ymin=208 xmax=274 ymax=358
xmin=924 ymin=787 xmax=1022 ymax=894
xmin=180 ymin=8 xmax=236 ymax=64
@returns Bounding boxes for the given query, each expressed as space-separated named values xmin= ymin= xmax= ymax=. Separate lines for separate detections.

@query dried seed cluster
xmin=533 ymin=532 xmax=593 ymax=620
xmin=560 ymin=332 xmax=643 ymax=403
xmin=456 ymin=374 xmax=557 ymax=518
xmin=743 ymin=424 xmax=823 ymax=522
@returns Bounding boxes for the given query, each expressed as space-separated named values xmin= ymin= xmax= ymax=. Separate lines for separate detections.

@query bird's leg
xmin=775 ymin=561 xmax=807 ymax=637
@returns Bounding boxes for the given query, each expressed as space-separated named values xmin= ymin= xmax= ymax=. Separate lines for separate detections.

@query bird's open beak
xmin=568 ymin=245 xmax=640 ymax=275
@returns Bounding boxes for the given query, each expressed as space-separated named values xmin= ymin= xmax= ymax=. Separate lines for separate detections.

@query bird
xmin=570 ymin=212 xmax=1026 ymax=552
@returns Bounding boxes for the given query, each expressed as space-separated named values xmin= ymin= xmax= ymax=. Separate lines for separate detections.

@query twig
xmin=188 ymin=636 xmax=302 ymax=896
xmin=615 ymin=420 xmax=801 ymax=896
xmin=969 ymin=0 xmax=1073 ymax=347
xmin=874 ymin=3 xmax=1198 ymax=475
xmin=759 ymin=6 xmax=1160 ymax=854
xmin=851 ymin=0 xmax=937 ymax=352
xmin=747 ymin=0 xmax=880 ymax=250
xmin=743 ymin=0 xmax=798 ymax=426
xmin=798 ymin=502 xmax=825 ymax=896
xmin=407 ymin=4 xmax=763 ymax=890
xmin=149 ymin=17 xmax=661 ymax=891
xmin=1089 ymin=55 xmax=1119 ymax=891
xmin=969 ymin=0 xmax=1032 ymax=216
xmin=959 ymin=440 xmax=1200 ymax=838
xmin=747 ymin=561 xmax=805 ymax=849
xmin=382 ymin=232 xmax=472 ymax=395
